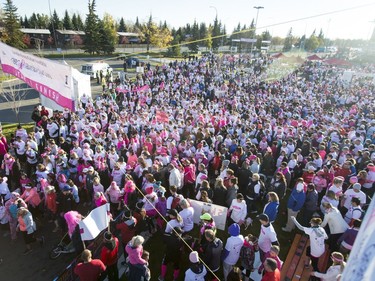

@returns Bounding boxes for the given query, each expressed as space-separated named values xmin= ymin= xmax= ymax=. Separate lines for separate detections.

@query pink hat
xmin=349 ymin=176 xmax=358 ymax=184
xmin=145 ymin=185 xmax=153 ymax=195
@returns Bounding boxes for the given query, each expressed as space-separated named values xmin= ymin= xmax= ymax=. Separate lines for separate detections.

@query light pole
xmin=210 ymin=6 xmax=223 ymax=50
xmin=251 ymin=6 xmax=264 ymax=56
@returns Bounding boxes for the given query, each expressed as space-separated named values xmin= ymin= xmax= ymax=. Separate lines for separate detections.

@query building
xmin=55 ymin=30 xmax=85 ymax=47
xmin=19 ymin=28 xmax=51 ymax=48
xmin=117 ymin=32 xmax=140 ymax=44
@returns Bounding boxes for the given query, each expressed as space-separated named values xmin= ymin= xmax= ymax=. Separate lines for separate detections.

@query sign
xmin=79 ymin=203 xmax=110 ymax=241
xmin=341 ymin=196 xmax=375 ymax=281
xmin=189 ymin=199 xmax=228 ymax=230
xmin=0 ymin=42 xmax=74 ymax=110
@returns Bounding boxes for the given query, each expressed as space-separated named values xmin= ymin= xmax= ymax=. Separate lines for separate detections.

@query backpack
xmin=171 ymin=195 xmax=182 ymax=212
xmin=353 ymin=207 xmax=365 ymax=220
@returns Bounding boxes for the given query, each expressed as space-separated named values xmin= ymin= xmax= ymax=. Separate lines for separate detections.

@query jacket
xmin=263 ymin=201 xmax=279 ymax=223
xmin=202 ymin=238 xmax=223 ymax=271
xmin=125 ymin=242 xmax=147 ymax=265
xmin=287 ymin=189 xmax=305 ymax=212
xmin=18 ymin=210 xmax=36 ymax=234
xmin=21 ymin=187 xmax=41 ymax=207
xmin=321 ymin=207 xmax=348 ymax=234
xmin=100 ymin=237 xmax=119 ymax=266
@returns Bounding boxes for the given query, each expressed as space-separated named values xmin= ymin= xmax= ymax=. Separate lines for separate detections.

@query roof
xmin=56 ymin=30 xmax=85 ymax=35
xmin=19 ymin=28 xmax=50 ymax=35
xmin=117 ymin=32 xmax=140 ymax=37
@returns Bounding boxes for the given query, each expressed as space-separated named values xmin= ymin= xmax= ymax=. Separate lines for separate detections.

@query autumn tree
xmin=305 ymin=30 xmax=320 ymax=51
xmin=99 ymin=13 xmax=117 ymax=54
xmin=2 ymin=0 xmax=26 ymax=49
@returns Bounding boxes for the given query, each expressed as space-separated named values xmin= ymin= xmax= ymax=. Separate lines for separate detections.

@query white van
xmin=81 ymin=62 xmax=112 ymax=79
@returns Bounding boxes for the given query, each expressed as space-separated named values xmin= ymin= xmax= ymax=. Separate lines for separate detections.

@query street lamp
xmin=209 ymin=5 xmax=218 ymax=18
xmin=251 ymin=6 xmax=264 ymax=57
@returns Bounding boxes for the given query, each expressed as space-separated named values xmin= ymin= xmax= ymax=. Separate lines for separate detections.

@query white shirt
xmin=342 ymin=189 xmax=366 ymax=209
xmin=47 ymin=122 xmax=59 ymax=138
xmin=229 ymin=199 xmax=247 ymax=223
xmin=321 ymin=207 xmax=348 ymax=234
xmin=258 ymin=224 xmax=278 ymax=253
xmin=184 ymin=265 xmax=207 ymax=281
xmin=179 ymin=207 xmax=194 ymax=232
xmin=165 ymin=218 xmax=184 ymax=234
xmin=314 ymin=264 xmax=343 ymax=281
xmin=224 ymin=235 xmax=245 ymax=265
xmin=14 ymin=140 xmax=25 ymax=155
xmin=303 ymin=226 xmax=328 ymax=257
xmin=169 ymin=168 xmax=182 ymax=189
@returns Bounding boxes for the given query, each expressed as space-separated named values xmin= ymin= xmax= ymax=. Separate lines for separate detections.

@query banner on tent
xmin=189 ymin=199 xmax=227 ymax=230
xmin=79 ymin=203 xmax=110 ymax=241
xmin=0 ymin=42 xmax=73 ymax=110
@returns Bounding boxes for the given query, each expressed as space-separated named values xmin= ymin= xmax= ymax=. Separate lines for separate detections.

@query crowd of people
xmin=0 ymin=52 xmax=374 ymax=281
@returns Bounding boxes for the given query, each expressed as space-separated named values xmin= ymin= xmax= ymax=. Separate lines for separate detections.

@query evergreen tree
xmin=50 ymin=9 xmax=62 ymax=30
xmin=188 ymin=20 xmax=199 ymax=52
xmin=76 ymin=14 xmax=84 ymax=30
xmin=118 ymin=17 xmax=126 ymax=32
xmin=211 ymin=16 xmax=221 ymax=50
xmin=71 ymin=13 xmax=78 ymax=30
xmin=2 ymin=0 xmax=26 ymax=49
xmin=63 ymin=10 xmax=73 ymax=30
xmin=83 ymin=0 xmax=101 ymax=54
xmin=23 ymin=15 xmax=29 ymax=28
xmin=283 ymin=27 xmax=294 ymax=52
xmin=29 ymin=12 xmax=37 ymax=28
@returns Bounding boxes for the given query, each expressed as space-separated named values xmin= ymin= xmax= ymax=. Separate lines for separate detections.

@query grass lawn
xmin=0 ymin=122 xmax=34 ymax=141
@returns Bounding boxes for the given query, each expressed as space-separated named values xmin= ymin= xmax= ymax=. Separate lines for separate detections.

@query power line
xmin=60 ymin=2 xmax=375 ymax=68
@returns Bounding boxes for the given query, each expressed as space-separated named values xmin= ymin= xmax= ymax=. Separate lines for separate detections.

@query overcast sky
xmin=13 ymin=0 xmax=375 ymax=40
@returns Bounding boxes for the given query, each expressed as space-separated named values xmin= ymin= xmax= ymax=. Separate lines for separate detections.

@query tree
xmin=205 ymin=25 xmax=213 ymax=50
xmin=187 ymin=20 xmax=199 ymax=52
xmin=49 ymin=10 xmax=62 ymax=30
xmin=2 ymin=0 xmax=26 ymax=49
xmin=83 ymin=0 xmax=101 ymax=54
xmin=283 ymin=27 xmax=294 ymax=52
xmin=140 ymin=15 xmax=157 ymax=52
xmin=72 ymin=13 xmax=84 ymax=30
xmin=63 ymin=10 xmax=73 ymax=30
xmin=23 ymin=15 xmax=29 ymax=28
xmin=305 ymin=33 xmax=320 ymax=51
xmin=99 ymin=13 xmax=117 ymax=54
xmin=167 ymin=34 xmax=181 ymax=57
xmin=211 ymin=16 xmax=221 ymax=50
xmin=36 ymin=13 xmax=49 ymax=29
xmin=118 ymin=17 xmax=126 ymax=32
xmin=0 ymin=79 xmax=30 ymax=124
xmin=29 ymin=13 xmax=37 ymax=28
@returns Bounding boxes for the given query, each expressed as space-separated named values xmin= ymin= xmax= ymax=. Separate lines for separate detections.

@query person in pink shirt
xmin=21 ymin=184 xmax=41 ymax=219
xmin=94 ymin=192 xmax=108 ymax=208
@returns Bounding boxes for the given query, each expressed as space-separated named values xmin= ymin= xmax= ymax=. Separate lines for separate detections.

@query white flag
xmin=79 ymin=203 xmax=110 ymax=241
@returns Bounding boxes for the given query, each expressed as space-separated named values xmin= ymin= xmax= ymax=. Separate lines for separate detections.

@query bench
xmin=281 ymin=234 xmax=331 ymax=281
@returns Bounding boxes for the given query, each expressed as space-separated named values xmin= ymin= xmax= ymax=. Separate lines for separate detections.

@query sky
xmin=12 ymin=0 xmax=375 ymax=40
